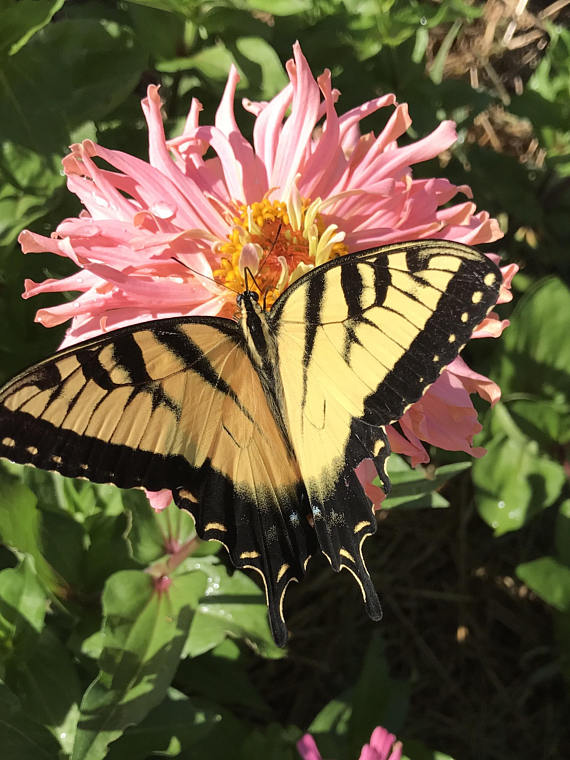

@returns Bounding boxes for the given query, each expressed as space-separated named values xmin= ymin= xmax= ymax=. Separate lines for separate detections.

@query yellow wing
xmin=270 ymin=240 xmax=501 ymax=614
xmin=0 ymin=317 xmax=314 ymax=645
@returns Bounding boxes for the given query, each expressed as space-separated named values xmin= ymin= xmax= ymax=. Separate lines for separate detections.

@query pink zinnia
xmin=297 ymin=725 xmax=403 ymax=760
xmin=18 ymin=42 xmax=514 ymax=509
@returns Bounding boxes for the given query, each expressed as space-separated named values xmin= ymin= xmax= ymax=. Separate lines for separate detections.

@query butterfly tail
xmin=174 ymin=471 xmax=316 ymax=647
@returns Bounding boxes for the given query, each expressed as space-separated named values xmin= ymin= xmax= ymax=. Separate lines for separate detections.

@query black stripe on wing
xmin=359 ymin=251 xmax=500 ymax=427
xmin=0 ymin=316 xmax=240 ymax=472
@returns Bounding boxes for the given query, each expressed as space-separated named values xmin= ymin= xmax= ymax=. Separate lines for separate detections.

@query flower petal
xmin=296 ymin=734 xmax=323 ymax=760
xmin=270 ymin=42 xmax=321 ymax=197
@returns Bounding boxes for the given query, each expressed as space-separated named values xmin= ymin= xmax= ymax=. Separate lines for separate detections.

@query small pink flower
xmin=19 ymin=42 xmax=512 ymax=509
xmin=297 ymin=726 xmax=402 ymax=760
xmin=153 ymin=575 xmax=172 ymax=594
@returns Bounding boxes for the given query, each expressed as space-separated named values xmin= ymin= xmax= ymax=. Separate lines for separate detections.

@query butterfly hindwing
xmin=0 ymin=316 xmax=314 ymax=645
xmin=270 ymin=240 xmax=501 ymax=609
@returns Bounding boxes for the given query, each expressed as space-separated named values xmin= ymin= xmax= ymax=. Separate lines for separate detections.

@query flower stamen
xmin=213 ymin=196 xmax=347 ymax=308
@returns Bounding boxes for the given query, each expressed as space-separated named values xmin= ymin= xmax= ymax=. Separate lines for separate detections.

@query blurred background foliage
xmin=0 ymin=0 xmax=569 ymax=758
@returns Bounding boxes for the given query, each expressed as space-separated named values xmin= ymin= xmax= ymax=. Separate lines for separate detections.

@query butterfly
xmin=0 ymin=240 xmax=500 ymax=645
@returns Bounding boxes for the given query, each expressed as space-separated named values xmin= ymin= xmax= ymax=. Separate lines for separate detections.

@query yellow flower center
xmin=213 ymin=195 xmax=347 ymax=311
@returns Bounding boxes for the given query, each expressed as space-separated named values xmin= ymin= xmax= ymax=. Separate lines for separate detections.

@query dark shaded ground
xmin=250 ymin=470 xmax=567 ymax=759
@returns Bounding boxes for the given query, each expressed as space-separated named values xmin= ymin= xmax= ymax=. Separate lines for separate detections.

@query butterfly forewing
xmin=0 ymin=316 xmax=314 ymax=645
xmin=270 ymin=240 xmax=500 ymax=609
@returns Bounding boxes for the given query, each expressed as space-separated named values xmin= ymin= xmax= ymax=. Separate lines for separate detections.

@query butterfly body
xmin=237 ymin=289 xmax=283 ymax=405
xmin=0 ymin=241 xmax=501 ymax=645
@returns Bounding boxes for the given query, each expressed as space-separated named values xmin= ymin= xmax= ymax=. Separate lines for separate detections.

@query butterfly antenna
xmin=254 ymin=221 xmax=283 ymax=310
xmin=257 ymin=221 xmax=282 ymax=278
xmin=170 ymin=255 xmax=240 ymax=295
xmin=243 ymin=266 xmax=263 ymax=294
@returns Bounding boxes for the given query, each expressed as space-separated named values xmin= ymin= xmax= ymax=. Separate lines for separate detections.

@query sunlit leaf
xmin=0 ymin=557 xmax=48 ymax=660
xmin=473 ymin=426 xmax=565 ymax=535
xmin=0 ymin=0 xmax=66 ymax=56
xmin=0 ymin=471 xmax=57 ymax=589
xmin=124 ymin=495 xmax=196 ymax=566
xmin=72 ymin=570 xmax=205 ymax=760
xmin=183 ymin=558 xmax=283 ymax=659
xmin=497 ymin=277 xmax=570 ymax=401
xmin=517 ymin=557 xmax=570 ymax=612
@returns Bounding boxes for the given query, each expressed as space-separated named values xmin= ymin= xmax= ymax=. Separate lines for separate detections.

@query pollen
xmin=213 ymin=195 xmax=347 ymax=310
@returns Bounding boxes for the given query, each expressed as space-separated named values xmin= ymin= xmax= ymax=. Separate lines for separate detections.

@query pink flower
xmin=297 ymin=726 xmax=403 ymax=760
xmin=18 ymin=42 xmax=512 ymax=509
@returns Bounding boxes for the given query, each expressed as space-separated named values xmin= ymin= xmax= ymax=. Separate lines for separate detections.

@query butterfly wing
xmin=269 ymin=240 xmax=501 ymax=616
xmin=0 ymin=317 xmax=314 ymax=645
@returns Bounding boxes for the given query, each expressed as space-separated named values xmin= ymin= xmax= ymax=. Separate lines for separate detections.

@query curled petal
xmin=356 ymin=459 xmax=387 ymax=510
xmin=387 ymin=422 xmax=429 ymax=467
xmin=448 ymin=356 xmax=501 ymax=405
xmin=472 ymin=311 xmax=510 ymax=339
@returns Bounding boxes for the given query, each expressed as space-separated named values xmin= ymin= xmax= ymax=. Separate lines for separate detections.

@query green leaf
xmin=157 ymin=42 xmax=236 ymax=78
xmin=5 ymin=627 xmax=81 ymax=754
xmin=124 ymin=495 xmax=196 ymax=566
xmin=517 ymin=557 xmax=570 ymax=612
xmin=233 ymin=37 xmax=289 ymax=99
xmin=0 ymin=470 xmax=57 ymax=588
xmin=428 ymin=20 xmax=462 ymax=84
xmin=123 ymin=0 xmax=199 ymax=14
xmin=498 ymin=277 xmax=570 ymax=402
xmin=382 ymin=459 xmax=471 ymax=510
xmin=307 ymin=636 xmax=409 ymax=760
xmin=0 ymin=0 xmax=66 ymax=57
xmin=348 ymin=635 xmax=409 ymax=757
xmin=555 ymin=500 xmax=570 ymax=566
xmin=183 ymin=558 xmax=283 ymax=658
xmin=241 ymin=723 xmax=300 ymax=760
xmin=1 ymin=19 xmax=147 ymax=156
xmin=473 ymin=409 xmax=565 ymax=534
xmin=126 ymin=2 xmax=183 ymax=61
xmin=72 ymin=569 xmax=206 ymax=760
xmin=176 ymin=639 xmax=270 ymax=716
xmin=83 ymin=512 xmax=140 ymax=591
xmin=308 ymin=697 xmax=352 ymax=736
xmin=0 ymin=142 xmax=64 ymax=246
xmin=5 ymin=466 xmax=123 ymax=520
xmin=506 ymin=398 xmax=570 ymax=449
xmin=0 ymin=682 xmax=61 ymax=759
xmin=0 ymin=557 xmax=48 ymax=662
xmin=40 ymin=510 xmax=86 ymax=589
xmin=242 ymin=0 xmax=313 ymax=14
xmin=105 ymin=688 xmax=219 ymax=760
xmin=401 ymin=739 xmax=456 ymax=760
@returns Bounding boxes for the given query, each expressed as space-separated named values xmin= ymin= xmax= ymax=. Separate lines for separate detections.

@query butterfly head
xmin=238 ymin=267 xmax=270 ymax=313
xmin=236 ymin=290 xmax=259 ymax=307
